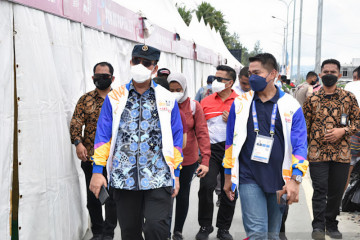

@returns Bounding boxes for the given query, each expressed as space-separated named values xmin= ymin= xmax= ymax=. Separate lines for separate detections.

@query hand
xmin=284 ymin=179 xmax=300 ymax=204
xmin=223 ymin=174 xmax=235 ymax=201
xmin=76 ymin=143 xmax=88 ymax=162
xmin=222 ymin=111 xmax=229 ymax=122
xmin=172 ymin=177 xmax=180 ymax=198
xmin=324 ymin=128 xmax=346 ymax=143
xmin=89 ymin=173 xmax=107 ymax=198
xmin=195 ymin=164 xmax=209 ymax=178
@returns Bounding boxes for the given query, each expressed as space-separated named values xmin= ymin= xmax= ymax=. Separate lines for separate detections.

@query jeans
xmin=239 ymin=183 xmax=284 ymax=240
xmin=81 ymin=161 xmax=117 ymax=237
xmin=310 ymin=161 xmax=349 ymax=231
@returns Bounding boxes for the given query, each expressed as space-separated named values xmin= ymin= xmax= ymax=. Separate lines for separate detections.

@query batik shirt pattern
xmin=110 ymin=84 xmax=172 ymax=190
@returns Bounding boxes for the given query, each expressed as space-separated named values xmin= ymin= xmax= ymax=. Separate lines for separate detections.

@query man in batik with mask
xmin=223 ymin=53 xmax=308 ymax=240
xmin=303 ymin=59 xmax=360 ymax=240
xmin=70 ymin=62 xmax=117 ymax=240
xmin=196 ymin=65 xmax=238 ymax=240
xmin=89 ymin=44 xmax=183 ymax=240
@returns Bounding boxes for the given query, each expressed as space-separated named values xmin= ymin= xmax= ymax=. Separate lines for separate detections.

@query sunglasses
xmin=214 ymin=76 xmax=232 ymax=82
xmin=132 ymin=57 xmax=154 ymax=68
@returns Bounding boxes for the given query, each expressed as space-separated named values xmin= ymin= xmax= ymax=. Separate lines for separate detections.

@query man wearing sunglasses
xmin=70 ymin=62 xmax=117 ymax=240
xmin=89 ymin=44 xmax=184 ymax=240
xmin=223 ymin=53 xmax=308 ymax=240
xmin=196 ymin=65 xmax=238 ymax=240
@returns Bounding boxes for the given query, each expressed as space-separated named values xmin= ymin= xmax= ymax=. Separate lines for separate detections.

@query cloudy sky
xmin=175 ymin=0 xmax=360 ymax=69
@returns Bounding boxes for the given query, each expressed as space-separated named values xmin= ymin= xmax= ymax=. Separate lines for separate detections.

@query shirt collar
xmin=254 ymin=88 xmax=280 ymax=103
xmin=215 ymin=89 xmax=238 ymax=100
xmin=318 ymin=86 xmax=341 ymax=97
xmin=129 ymin=79 xmax=155 ymax=93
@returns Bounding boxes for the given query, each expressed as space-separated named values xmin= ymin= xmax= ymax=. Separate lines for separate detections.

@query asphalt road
xmin=84 ymin=173 xmax=360 ymax=240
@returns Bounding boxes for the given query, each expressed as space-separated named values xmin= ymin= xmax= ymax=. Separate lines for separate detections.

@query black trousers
xmin=113 ymin=187 xmax=173 ymax=240
xmin=310 ymin=161 xmax=349 ymax=231
xmin=81 ymin=161 xmax=117 ymax=237
xmin=198 ymin=142 xmax=237 ymax=230
xmin=174 ymin=161 xmax=199 ymax=233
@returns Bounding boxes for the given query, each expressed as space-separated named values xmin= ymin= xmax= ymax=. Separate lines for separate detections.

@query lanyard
xmin=252 ymin=101 xmax=278 ymax=137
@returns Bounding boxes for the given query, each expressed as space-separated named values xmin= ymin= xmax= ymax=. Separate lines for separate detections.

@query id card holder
xmin=251 ymin=135 xmax=274 ymax=164
xmin=341 ymin=114 xmax=348 ymax=126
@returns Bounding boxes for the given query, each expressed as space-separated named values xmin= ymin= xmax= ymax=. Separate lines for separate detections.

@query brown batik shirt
xmin=303 ymin=87 xmax=360 ymax=163
xmin=70 ymin=89 xmax=105 ymax=160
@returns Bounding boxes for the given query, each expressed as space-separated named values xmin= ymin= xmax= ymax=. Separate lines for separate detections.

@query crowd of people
xmin=70 ymin=43 xmax=360 ymax=240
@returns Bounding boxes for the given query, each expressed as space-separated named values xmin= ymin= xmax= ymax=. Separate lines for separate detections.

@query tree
xmin=250 ymin=41 xmax=263 ymax=56
xmin=176 ymin=4 xmax=192 ymax=26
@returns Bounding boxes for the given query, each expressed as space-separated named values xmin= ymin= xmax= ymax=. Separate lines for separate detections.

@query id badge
xmin=251 ymin=135 xmax=274 ymax=164
xmin=341 ymin=114 xmax=348 ymax=126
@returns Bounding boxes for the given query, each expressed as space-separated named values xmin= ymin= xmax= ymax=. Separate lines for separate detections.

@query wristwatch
xmin=291 ymin=175 xmax=302 ymax=184
xmin=74 ymin=139 xmax=82 ymax=147
xmin=344 ymin=127 xmax=350 ymax=137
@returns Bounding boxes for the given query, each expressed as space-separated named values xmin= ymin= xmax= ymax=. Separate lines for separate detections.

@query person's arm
xmin=195 ymin=87 xmax=204 ymax=102
xmin=170 ymin=101 xmax=183 ymax=198
xmin=91 ymin=96 xmax=113 ymax=173
xmin=170 ymin=101 xmax=184 ymax=177
xmin=285 ymin=107 xmax=309 ymax=204
xmin=302 ymin=97 xmax=312 ymax=144
xmin=347 ymin=92 xmax=360 ymax=135
xmin=70 ymin=96 xmax=88 ymax=162
xmin=223 ymin=102 xmax=236 ymax=201
xmin=89 ymin=95 xmax=113 ymax=198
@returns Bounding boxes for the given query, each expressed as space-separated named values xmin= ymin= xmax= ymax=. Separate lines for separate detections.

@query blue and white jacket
xmin=223 ymin=87 xmax=309 ymax=191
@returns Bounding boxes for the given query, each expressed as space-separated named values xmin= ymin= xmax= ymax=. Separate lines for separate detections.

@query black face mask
xmin=93 ymin=74 xmax=112 ymax=90
xmin=321 ymin=74 xmax=338 ymax=87
xmin=310 ymin=77 xmax=319 ymax=85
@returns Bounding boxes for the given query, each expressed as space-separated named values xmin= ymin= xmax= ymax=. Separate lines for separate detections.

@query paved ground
xmin=84 ymin=173 xmax=360 ymax=240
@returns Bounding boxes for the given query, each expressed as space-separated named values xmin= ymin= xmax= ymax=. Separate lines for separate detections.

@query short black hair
xmin=353 ymin=66 xmax=360 ymax=79
xmin=249 ymin=53 xmax=279 ymax=72
xmin=239 ymin=66 xmax=249 ymax=78
xmin=216 ymin=65 xmax=236 ymax=81
xmin=280 ymin=75 xmax=287 ymax=81
xmin=306 ymin=71 xmax=318 ymax=79
xmin=93 ymin=62 xmax=114 ymax=75
xmin=321 ymin=59 xmax=341 ymax=71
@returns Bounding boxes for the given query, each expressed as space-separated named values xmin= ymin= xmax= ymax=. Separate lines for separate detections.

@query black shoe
xmin=195 ymin=226 xmax=214 ymax=240
xmin=172 ymin=231 xmax=184 ymax=240
xmin=217 ymin=228 xmax=233 ymax=240
xmin=326 ymin=229 xmax=342 ymax=239
xmin=102 ymin=236 xmax=113 ymax=240
xmin=311 ymin=228 xmax=325 ymax=240
xmin=90 ymin=234 xmax=103 ymax=240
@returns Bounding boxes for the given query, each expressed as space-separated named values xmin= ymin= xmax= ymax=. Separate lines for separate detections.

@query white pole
xmin=290 ymin=0 xmax=296 ymax=80
xmin=315 ymin=0 xmax=323 ymax=74
xmin=297 ymin=0 xmax=303 ymax=81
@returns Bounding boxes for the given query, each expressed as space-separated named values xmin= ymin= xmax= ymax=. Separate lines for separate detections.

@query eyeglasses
xmin=132 ymin=57 xmax=154 ymax=68
xmin=214 ymin=76 xmax=232 ymax=82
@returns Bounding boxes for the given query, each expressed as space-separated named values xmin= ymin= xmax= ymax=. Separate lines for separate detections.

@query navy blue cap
xmin=207 ymin=75 xmax=215 ymax=84
xmin=132 ymin=44 xmax=160 ymax=61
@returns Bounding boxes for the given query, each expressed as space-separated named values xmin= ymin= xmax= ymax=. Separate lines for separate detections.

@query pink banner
xmin=10 ymin=0 xmax=63 ymax=16
xmin=8 ymin=0 xmax=200 ymax=60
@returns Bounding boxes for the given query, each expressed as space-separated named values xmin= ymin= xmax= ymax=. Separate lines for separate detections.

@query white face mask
xmin=212 ymin=80 xmax=226 ymax=93
xmin=130 ymin=64 xmax=153 ymax=83
xmin=172 ymin=92 xmax=184 ymax=102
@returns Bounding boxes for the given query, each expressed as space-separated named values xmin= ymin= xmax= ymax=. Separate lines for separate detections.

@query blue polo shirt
xmin=239 ymin=89 xmax=285 ymax=193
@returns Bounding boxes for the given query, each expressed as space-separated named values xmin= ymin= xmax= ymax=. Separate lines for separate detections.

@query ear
xmin=338 ymin=73 xmax=343 ymax=78
xmin=112 ymin=76 xmax=115 ymax=83
xmin=152 ymin=65 xmax=158 ymax=75
xmin=92 ymin=76 xmax=94 ymax=80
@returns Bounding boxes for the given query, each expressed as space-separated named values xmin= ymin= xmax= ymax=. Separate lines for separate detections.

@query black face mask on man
xmin=93 ymin=74 xmax=112 ymax=90
xmin=321 ymin=74 xmax=338 ymax=87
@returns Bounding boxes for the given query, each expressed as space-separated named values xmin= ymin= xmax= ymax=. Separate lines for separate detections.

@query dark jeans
xmin=198 ymin=142 xmax=237 ymax=230
xmin=310 ymin=161 xmax=350 ymax=231
xmin=174 ymin=161 xmax=199 ymax=233
xmin=113 ymin=187 xmax=173 ymax=240
xmin=81 ymin=161 xmax=117 ymax=237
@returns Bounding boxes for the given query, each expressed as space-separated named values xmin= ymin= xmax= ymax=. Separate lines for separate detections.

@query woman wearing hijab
xmin=167 ymin=72 xmax=211 ymax=240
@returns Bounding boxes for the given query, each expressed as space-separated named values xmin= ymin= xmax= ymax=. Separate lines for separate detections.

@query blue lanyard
xmin=252 ymin=101 xmax=278 ymax=137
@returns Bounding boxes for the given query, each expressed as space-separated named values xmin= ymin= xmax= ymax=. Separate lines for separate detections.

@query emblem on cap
xmin=142 ymin=45 xmax=149 ymax=51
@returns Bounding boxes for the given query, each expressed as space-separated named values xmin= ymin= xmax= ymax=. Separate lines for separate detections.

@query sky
xmin=175 ymin=0 xmax=360 ymax=71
